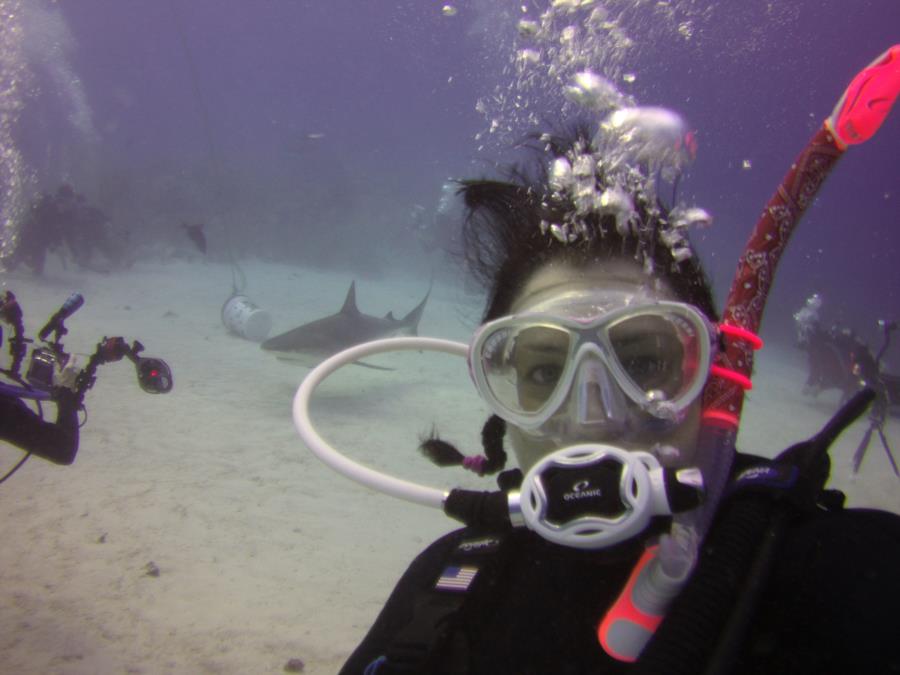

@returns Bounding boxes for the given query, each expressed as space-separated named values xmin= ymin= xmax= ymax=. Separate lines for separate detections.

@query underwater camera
xmin=0 ymin=290 xmax=174 ymax=481
xmin=1 ymin=291 xmax=174 ymax=400
xmin=25 ymin=347 xmax=61 ymax=391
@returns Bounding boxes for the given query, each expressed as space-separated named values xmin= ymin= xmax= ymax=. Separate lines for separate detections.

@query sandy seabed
xmin=1 ymin=260 xmax=897 ymax=674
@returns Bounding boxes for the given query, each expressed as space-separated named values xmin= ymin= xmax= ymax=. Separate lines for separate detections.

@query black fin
xmin=777 ymin=387 xmax=874 ymax=471
xmin=400 ymin=279 xmax=432 ymax=333
xmin=775 ymin=387 xmax=875 ymax=502
xmin=340 ymin=281 xmax=359 ymax=315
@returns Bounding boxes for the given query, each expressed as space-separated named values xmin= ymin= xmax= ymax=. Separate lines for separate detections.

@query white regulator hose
xmin=292 ymin=336 xmax=469 ymax=509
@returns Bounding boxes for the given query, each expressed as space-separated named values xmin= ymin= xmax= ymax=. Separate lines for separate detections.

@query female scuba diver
xmin=328 ymin=125 xmax=900 ymax=674
xmin=300 ymin=46 xmax=900 ymax=675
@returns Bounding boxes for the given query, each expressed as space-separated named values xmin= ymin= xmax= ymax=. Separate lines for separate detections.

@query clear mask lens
xmin=472 ymin=302 xmax=713 ymax=429
xmin=608 ymin=312 xmax=700 ymax=402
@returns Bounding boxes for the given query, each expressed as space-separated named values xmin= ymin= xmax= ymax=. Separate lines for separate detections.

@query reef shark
xmin=261 ymin=280 xmax=431 ymax=366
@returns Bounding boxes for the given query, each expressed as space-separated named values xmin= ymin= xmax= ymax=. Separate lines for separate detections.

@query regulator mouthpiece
xmin=513 ymin=444 xmax=703 ymax=550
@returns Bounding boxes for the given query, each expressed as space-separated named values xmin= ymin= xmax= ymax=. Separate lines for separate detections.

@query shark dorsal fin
xmin=340 ymin=281 xmax=360 ymax=315
xmin=385 ymin=311 xmax=396 ymax=320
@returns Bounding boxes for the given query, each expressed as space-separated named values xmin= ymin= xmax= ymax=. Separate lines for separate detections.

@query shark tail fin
xmin=400 ymin=279 xmax=433 ymax=334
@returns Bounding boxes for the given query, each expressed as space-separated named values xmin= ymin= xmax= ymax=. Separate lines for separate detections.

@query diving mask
xmin=469 ymin=299 xmax=717 ymax=434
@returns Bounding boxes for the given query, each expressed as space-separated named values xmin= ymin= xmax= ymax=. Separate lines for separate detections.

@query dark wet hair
xmin=422 ymin=124 xmax=719 ymax=477
xmin=458 ymin=123 xmax=718 ymax=323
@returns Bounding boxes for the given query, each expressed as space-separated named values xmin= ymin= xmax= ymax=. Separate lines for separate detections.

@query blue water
xmin=4 ymin=1 xmax=897 ymax=344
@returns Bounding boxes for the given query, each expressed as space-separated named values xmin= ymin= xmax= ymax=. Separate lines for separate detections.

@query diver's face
xmin=504 ymin=260 xmax=704 ymax=472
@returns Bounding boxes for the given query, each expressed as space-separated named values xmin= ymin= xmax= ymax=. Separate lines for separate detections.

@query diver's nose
xmin=571 ymin=358 xmax=629 ymax=433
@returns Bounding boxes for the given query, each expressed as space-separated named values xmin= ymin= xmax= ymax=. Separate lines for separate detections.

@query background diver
xmin=794 ymin=293 xmax=899 ymax=475
xmin=5 ymin=184 xmax=123 ymax=275
xmin=0 ymin=290 xmax=172 ymax=481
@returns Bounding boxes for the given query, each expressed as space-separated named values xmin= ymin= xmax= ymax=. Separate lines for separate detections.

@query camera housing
xmin=25 ymin=348 xmax=59 ymax=391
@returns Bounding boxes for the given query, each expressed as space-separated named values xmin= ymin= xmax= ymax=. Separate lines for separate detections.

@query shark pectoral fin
xmin=271 ymin=350 xmax=328 ymax=367
xmin=354 ymin=360 xmax=395 ymax=371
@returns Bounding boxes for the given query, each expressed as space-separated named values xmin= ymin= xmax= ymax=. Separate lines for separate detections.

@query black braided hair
xmin=419 ymin=415 xmax=508 ymax=476
xmin=480 ymin=414 xmax=507 ymax=473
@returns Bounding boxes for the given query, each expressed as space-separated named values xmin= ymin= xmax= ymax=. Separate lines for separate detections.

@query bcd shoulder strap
xmin=634 ymin=389 xmax=872 ymax=675
xmin=378 ymin=532 xmax=509 ymax=674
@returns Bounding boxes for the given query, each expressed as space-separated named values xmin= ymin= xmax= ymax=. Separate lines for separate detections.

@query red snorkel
xmin=599 ymin=44 xmax=900 ymax=662
xmin=696 ymin=44 xmax=899 ymax=517
xmin=707 ymin=43 xmax=900 ymax=433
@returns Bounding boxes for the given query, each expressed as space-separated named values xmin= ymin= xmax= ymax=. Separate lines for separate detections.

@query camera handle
xmin=74 ymin=338 xmax=173 ymax=398
xmin=0 ymin=291 xmax=29 ymax=381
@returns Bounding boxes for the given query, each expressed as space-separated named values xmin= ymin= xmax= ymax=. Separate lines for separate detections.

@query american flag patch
xmin=434 ymin=564 xmax=479 ymax=592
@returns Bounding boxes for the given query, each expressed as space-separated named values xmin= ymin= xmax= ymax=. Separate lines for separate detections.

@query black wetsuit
xmin=0 ymin=389 xmax=80 ymax=465
xmin=341 ymin=456 xmax=900 ymax=674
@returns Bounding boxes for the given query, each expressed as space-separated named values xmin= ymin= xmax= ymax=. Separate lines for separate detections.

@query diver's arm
xmin=0 ymin=389 xmax=80 ymax=465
